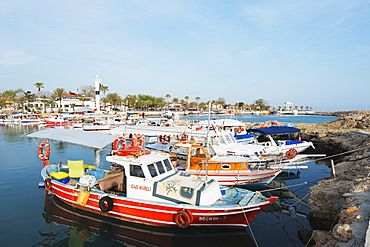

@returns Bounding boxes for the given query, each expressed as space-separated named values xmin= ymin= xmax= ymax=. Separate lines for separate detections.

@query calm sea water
xmin=0 ymin=115 xmax=334 ymax=246
xmin=182 ymin=114 xmax=338 ymax=124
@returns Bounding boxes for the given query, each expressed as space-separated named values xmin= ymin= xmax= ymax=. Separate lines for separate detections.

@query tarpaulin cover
xmin=24 ymin=128 xmax=118 ymax=149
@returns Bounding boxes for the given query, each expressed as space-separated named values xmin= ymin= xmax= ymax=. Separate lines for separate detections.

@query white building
xmin=284 ymin=101 xmax=293 ymax=110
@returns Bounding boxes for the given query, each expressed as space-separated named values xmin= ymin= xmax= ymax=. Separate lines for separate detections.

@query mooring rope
xmin=310 ymin=143 xmax=370 ymax=163
xmin=257 ymin=181 xmax=309 ymax=194
xmin=241 ymin=205 xmax=260 ymax=247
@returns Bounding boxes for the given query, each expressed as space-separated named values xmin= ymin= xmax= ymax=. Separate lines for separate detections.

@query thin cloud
xmin=0 ymin=48 xmax=36 ymax=67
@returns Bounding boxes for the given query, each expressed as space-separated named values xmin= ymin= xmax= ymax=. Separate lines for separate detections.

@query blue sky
xmin=0 ymin=1 xmax=369 ymax=111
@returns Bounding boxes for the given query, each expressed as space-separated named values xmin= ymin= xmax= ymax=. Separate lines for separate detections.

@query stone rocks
xmin=333 ymin=224 xmax=353 ymax=242
xmin=293 ymin=111 xmax=370 ymax=246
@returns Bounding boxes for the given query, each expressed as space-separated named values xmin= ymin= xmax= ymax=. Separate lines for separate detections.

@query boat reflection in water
xmin=38 ymin=192 xmax=256 ymax=247
xmin=251 ymin=171 xmax=309 ymax=224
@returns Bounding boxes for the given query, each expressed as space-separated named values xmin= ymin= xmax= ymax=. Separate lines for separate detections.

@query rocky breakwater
xmin=293 ymin=111 xmax=370 ymax=246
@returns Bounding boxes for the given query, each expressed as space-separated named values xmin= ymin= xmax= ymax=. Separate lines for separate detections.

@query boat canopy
xmin=23 ymin=129 xmax=118 ymax=149
xmin=247 ymin=126 xmax=301 ymax=135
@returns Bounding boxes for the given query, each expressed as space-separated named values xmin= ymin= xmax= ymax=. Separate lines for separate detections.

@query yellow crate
xmin=51 ymin=172 xmax=69 ymax=180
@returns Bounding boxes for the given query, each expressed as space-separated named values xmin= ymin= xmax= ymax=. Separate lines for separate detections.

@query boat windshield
xmin=148 ymin=164 xmax=158 ymax=177
xmin=155 ymin=161 xmax=166 ymax=174
xmin=224 ymin=133 xmax=236 ymax=144
xmin=163 ymin=159 xmax=173 ymax=171
xmin=130 ymin=164 xmax=145 ymax=178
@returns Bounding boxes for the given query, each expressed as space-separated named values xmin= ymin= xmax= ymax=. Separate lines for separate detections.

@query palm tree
xmin=101 ymin=97 xmax=109 ymax=110
xmin=51 ymin=88 xmax=66 ymax=112
xmin=41 ymin=99 xmax=49 ymax=113
xmin=100 ymin=84 xmax=109 ymax=97
xmin=79 ymin=97 xmax=88 ymax=107
xmin=70 ymin=103 xmax=76 ymax=112
xmin=195 ymin=96 xmax=200 ymax=108
xmin=106 ymin=93 xmax=122 ymax=110
xmin=34 ymin=82 xmax=44 ymax=100
xmin=47 ymin=100 xmax=55 ymax=113
xmin=165 ymin=94 xmax=171 ymax=110
xmin=165 ymin=94 xmax=171 ymax=103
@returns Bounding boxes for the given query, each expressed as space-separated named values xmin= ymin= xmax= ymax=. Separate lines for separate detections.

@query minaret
xmin=94 ymin=75 xmax=101 ymax=114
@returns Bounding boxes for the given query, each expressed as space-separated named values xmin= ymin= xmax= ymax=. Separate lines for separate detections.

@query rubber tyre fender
xmin=99 ymin=223 xmax=114 ymax=241
xmin=99 ymin=196 xmax=114 ymax=212
xmin=44 ymin=178 xmax=52 ymax=191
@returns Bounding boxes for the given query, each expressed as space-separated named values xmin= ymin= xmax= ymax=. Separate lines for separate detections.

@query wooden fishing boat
xmin=174 ymin=142 xmax=284 ymax=187
xmin=38 ymin=137 xmax=277 ymax=229
xmin=44 ymin=114 xmax=82 ymax=126
xmin=39 ymin=192 xmax=256 ymax=246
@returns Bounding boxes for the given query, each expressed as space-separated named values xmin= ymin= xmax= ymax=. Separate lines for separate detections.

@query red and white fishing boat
xmin=39 ymin=136 xmax=277 ymax=229
xmin=43 ymin=114 xmax=82 ymax=127
xmin=39 ymin=192 xmax=256 ymax=246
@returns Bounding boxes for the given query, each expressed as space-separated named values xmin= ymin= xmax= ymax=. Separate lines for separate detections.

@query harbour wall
xmin=284 ymin=111 xmax=370 ymax=246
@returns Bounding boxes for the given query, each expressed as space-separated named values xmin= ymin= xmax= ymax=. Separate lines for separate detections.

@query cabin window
xmin=224 ymin=134 xmax=233 ymax=144
xmin=148 ymin=164 xmax=158 ymax=177
xmin=130 ymin=165 xmax=145 ymax=178
xmin=163 ymin=159 xmax=173 ymax=171
xmin=219 ymin=135 xmax=227 ymax=145
xmin=155 ymin=161 xmax=165 ymax=174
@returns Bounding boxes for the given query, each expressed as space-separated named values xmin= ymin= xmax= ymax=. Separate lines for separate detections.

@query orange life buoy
xmin=131 ymin=136 xmax=137 ymax=147
xmin=112 ymin=137 xmax=126 ymax=151
xmin=136 ymin=135 xmax=144 ymax=147
xmin=38 ymin=141 xmax=50 ymax=161
xmin=131 ymin=134 xmax=144 ymax=148
xmin=174 ymin=209 xmax=193 ymax=228
xmin=237 ymin=126 xmax=243 ymax=134
xmin=114 ymin=136 xmax=146 ymax=156
xmin=285 ymin=148 xmax=298 ymax=159
xmin=159 ymin=135 xmax=170 ymax=145
xmin=44 ymin=178 xmax=52 ymax=191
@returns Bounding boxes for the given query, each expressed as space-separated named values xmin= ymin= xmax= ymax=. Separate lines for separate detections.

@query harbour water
xmin=0 ymin=115 xmax=335 ymax=246
xmin=182 ymin=113 xmax=338 ymax=124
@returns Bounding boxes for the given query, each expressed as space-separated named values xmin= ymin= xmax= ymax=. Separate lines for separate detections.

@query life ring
xmin=38 ymin=141 xmax=50 ymax=161
xmin=112 ymin=137 xmax=126 ymax=151
xmin=131 ymin=134 xmax=144 ymax=148
xmin=237 ymin=126 xmax=243 ymax=134
xmin=136 ymin=134 xmax=144 ymax=147
xmin=44 ymin=178 xmax=52 ymax=191
xmin=159 ymin=135 xmax=171 ymax=145
xmin=285 ymin=148 xmax=298 ymax=159
xmin=174 ymin=209 xmax=193 ymax=228
xmin=99 ymin=196 xmax=114 ymax=212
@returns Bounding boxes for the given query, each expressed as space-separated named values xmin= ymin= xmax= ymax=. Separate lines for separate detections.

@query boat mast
xmin=206 ymin=102 xmax=211 ymax=180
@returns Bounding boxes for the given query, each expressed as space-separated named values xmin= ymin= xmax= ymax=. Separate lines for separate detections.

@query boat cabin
xmin=104 ymin=152 xmax=222 ymax=206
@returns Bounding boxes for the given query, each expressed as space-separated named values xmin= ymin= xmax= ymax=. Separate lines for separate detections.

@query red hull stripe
xmin=51 ymin=181 xmax=268 ymax=227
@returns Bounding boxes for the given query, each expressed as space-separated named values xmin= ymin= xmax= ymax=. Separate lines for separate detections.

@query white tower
xmin=94 ymin=75 xmax=102 ymax=113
